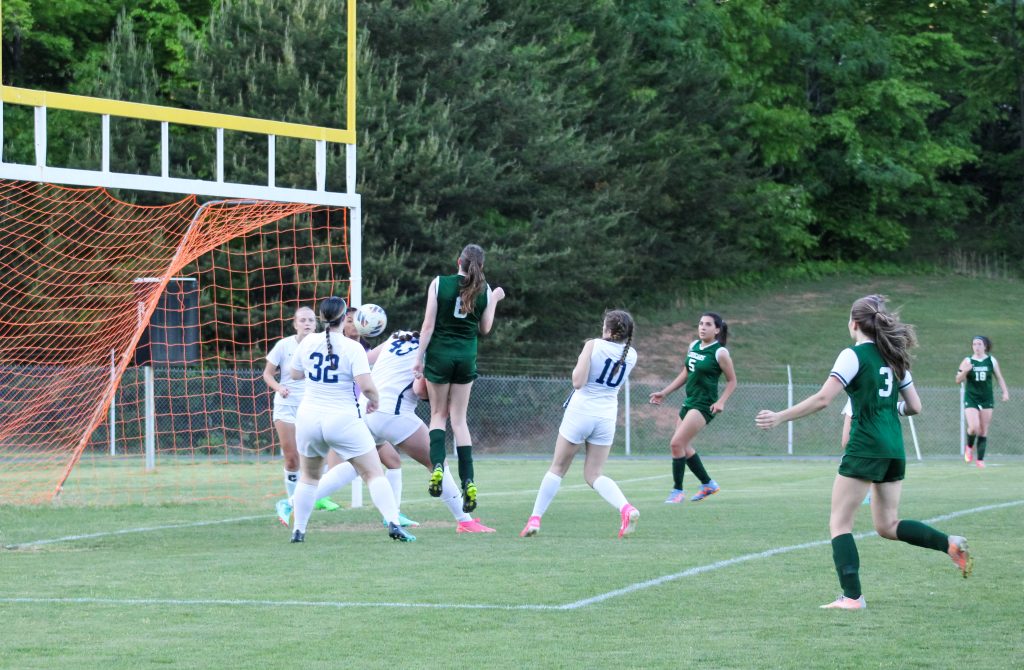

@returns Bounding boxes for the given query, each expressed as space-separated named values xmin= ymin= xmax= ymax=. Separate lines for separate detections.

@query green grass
xmin=2 ymin=459 xmax=1022 ymax=669
xmin=636 ymin=274 xmax=1024 ymax=385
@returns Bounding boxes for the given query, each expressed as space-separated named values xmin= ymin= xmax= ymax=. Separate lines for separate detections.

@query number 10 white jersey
xmin=564 ymin=339 xmax=638 ymax=418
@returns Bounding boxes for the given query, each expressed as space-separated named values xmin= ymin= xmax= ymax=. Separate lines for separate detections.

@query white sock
xmin=367 ymin=475 xmax=399 ymax=525
xmin=531 ymin=471 xmax=563 ymax=518
xmin=315 ymin=462 xmax=359 ymax=499
xmin=441 ymin=466 xmax=471 ymax=522
xmin=592 ymin=475 xmax=628 ymax=510
xmin=385 ymin=468 xmax=403 ymax=508
xmin=283 ymin=469 xmax=299 ymax=497
xmin=292 ymin=481 xmax=318 ymax=533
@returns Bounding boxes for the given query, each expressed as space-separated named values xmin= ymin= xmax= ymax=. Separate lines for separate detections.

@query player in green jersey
xmin=649 ymin=312 xmax=737 ymax=503
xmin=413 ymin=244 xmax=505 ymax=513
xmin=757 ymin=295 xmax=972 ymax=610
xmin=955 ymin=336 xmax=1010 ymax=468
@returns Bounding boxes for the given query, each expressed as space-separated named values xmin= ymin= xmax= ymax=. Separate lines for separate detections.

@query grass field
xmin=2 ymin=458 xmax=1022 ymax=669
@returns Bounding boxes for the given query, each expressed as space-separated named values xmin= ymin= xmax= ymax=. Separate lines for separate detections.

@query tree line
xmin=2 ymin=0 xmax=1022 ymax=366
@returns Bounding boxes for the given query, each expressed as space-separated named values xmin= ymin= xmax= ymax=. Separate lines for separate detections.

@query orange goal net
xmin=0 ymin=180 xmax=350 ymax=505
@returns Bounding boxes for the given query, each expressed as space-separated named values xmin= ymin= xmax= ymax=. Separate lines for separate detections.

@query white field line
xmin=2 ymin=515 xmax=268 ymax=550
xmin=1 ymin=499 xmax=1019 ymax=612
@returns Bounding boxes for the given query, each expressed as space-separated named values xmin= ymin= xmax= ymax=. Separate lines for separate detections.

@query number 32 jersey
xmin=564 ymin=339 xmax=638 ymax=418
xmin=830 ymin=341 xmax=913 ymax=459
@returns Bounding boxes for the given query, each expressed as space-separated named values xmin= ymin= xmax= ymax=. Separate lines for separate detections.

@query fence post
xmin=959 ymin=382 xmax=965 ymax=456
xmin=144 ymin=365 xmax=155 ymax=471
xmin=109 ymin=348 xmax=117 ymax=456
xmin=624 ymin=377 xmax=631 ymax=456
xmin=787 ymin=365 xmax=794 ymax=455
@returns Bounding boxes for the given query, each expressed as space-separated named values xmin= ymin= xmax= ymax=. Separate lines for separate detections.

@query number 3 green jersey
xmin=829 ymin=341 xmax=913 ymax=459
xmin=963 ymin=355 xmax=995 ymax=406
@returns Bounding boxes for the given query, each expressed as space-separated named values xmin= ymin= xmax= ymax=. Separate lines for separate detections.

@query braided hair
xmin=604 ymin=309 xmax=634 ymax=378
xmin=319 ymin=296 xmax=347 ymax=370
xmin=458 ymin=244 xmax=487 ymax=315
xmin=850 ymin=294 xmax=917 ymax=381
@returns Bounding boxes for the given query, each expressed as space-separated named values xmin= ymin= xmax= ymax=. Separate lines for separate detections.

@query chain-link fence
xmin=89 ymin=368 xmax=1022 ymax=460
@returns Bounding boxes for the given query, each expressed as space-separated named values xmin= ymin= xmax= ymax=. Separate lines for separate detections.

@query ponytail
xmin=458 ymin=244 xmax=487 ymax=314
xmin=702 ymin=312 xmax=728 ymax=347
xmin=850 ymin=295 xmax=917 ymax=380
xmin=318 ymin=296 xmax=347 ymax=370
xmin=604 ymin=309 xmax=635 ymax=378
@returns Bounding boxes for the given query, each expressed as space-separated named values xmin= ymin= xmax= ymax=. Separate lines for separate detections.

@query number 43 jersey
xmin=564 ymin=339 xmax=638 ymax=418
xmin=830 ymin=341 xmax=913 ymax=459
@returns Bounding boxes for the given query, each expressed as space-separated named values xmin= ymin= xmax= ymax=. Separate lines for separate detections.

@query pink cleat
xmin=947 ymin=535 xmax=973 ymax=578
xmin=976 ymin=460 xmax=986 ymax=469
xmin=964 ymin=446 xmax=973 ymax=463
xmin=618 ymin=504 xmax=640 ymax=538
xmin=820 ymin=595 xmax=866 ymax=610
xmin=457 ymin=518 xmax=496 ymax=533
xmin=519 ymin=516 xmax=541 ymax=538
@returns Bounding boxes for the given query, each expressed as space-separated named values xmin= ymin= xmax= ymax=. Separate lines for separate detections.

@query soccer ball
xmin=354 ymin=303 xmax=387 ymax=337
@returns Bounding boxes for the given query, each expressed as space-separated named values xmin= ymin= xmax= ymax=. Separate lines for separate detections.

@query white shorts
xmin=273 ymin=403 xmax=299 ymax=423
xmin=363 ymin=412 xmax=423 ymax=446
xmin=558 ymin=410 xmax=615 ymax=447
xmin=295 ymin=406 xmax=376 ymax=460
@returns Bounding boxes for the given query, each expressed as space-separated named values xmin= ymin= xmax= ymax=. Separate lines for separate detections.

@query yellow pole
xmin=347 ymin=0 xmax=357 ymax=134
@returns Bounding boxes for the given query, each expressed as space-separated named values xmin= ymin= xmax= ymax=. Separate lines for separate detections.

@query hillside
xmin=631 ymin=274 xmax=1022 ymax=388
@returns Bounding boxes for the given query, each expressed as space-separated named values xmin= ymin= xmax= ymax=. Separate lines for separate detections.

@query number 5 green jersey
xmin=683 ymin=339 xmax=724 ymax=411
xmin=829 ymin=341 xmax=913 ymax=459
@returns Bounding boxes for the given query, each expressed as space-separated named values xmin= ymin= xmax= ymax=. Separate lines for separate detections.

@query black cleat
xmin=428 ymin=464 xmax=444 ymax=497
xmin=387 ymin=522 xmax=416 ymax=542
xmin=290 ymin=530 xmax=305 ymax=543
xmin=462 ymin=480 xmax=478 ymax=513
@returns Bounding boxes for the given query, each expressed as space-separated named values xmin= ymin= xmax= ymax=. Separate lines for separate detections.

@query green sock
xmin=672 ymin=457 xmax=686 ymax=490
xmin=967 ymin=433 xmax=976 ymax=447
xmin=896 ymin=520 xmax=948 ymax=552
xmin=456 ymin=445 xmax=474 ymax=486
xmin=686 ymin=453 xmax=711 ymax=485
xmin=429 ymin=429 xmax=446 ymax=469
xmin=977 ymin=436 xmax=987 ymax=460
xmin=831 ymin=533 xmax=861 ymax=599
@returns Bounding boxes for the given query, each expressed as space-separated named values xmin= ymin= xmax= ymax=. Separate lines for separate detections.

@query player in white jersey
xmin=313 ymin=329 xmax=497 ymax=533
xmin=285 ymin=296 xmax=413 ymax=543
xmin=520 ymin=310 xmax=640 ymax=539
xmin=263 ymin=307 xmax=339 ymax=509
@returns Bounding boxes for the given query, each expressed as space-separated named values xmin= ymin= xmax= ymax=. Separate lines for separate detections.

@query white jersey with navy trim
xmin=290 ymin=331 xmax=369 ymax=417
xmin=266 ymin=335 xmax=304 ymax=407
xmin=564 ymin=339 xmax=638 ymax=418
xmin=359 ymin=332 xmax=421 ymax=416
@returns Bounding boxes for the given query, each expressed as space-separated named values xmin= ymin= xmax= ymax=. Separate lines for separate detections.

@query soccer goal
xmin=0 ymin=3 xmax=363 ymax=505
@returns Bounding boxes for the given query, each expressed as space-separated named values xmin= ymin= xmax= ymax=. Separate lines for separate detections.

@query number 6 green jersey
xmin=829 ymin=341 xmax=913 ymax=459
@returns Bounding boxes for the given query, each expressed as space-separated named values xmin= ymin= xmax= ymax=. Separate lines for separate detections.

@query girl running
xmin=956 ymin=336 xmax=1010 ymax=468
xmin=649 ymin=312 xmax=737 ymax=503
xmin=520 ymin=310 xmax=640 ymax=539
xmin=756 ymin=294 xmax=972 ymax=609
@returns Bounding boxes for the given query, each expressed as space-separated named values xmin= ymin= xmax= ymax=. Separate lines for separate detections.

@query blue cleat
xmin=388 ymin=522 xmax=416 ymax=542
xmin=275 ymin=498 xmax=292 ymax=527
xmin=690 ymin=480 xmax=720 ymax=502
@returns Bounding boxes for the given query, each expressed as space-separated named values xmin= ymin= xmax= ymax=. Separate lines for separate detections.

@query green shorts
xmin=964 ymin=398 xmax=994 ymax=410
xmin=838 ymin=455 xmax=905 ymax=483
xmin=424 ymin=351 xmax=478 ymax=385
xmin=680 ymin=404 xmax=714 ymax=425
